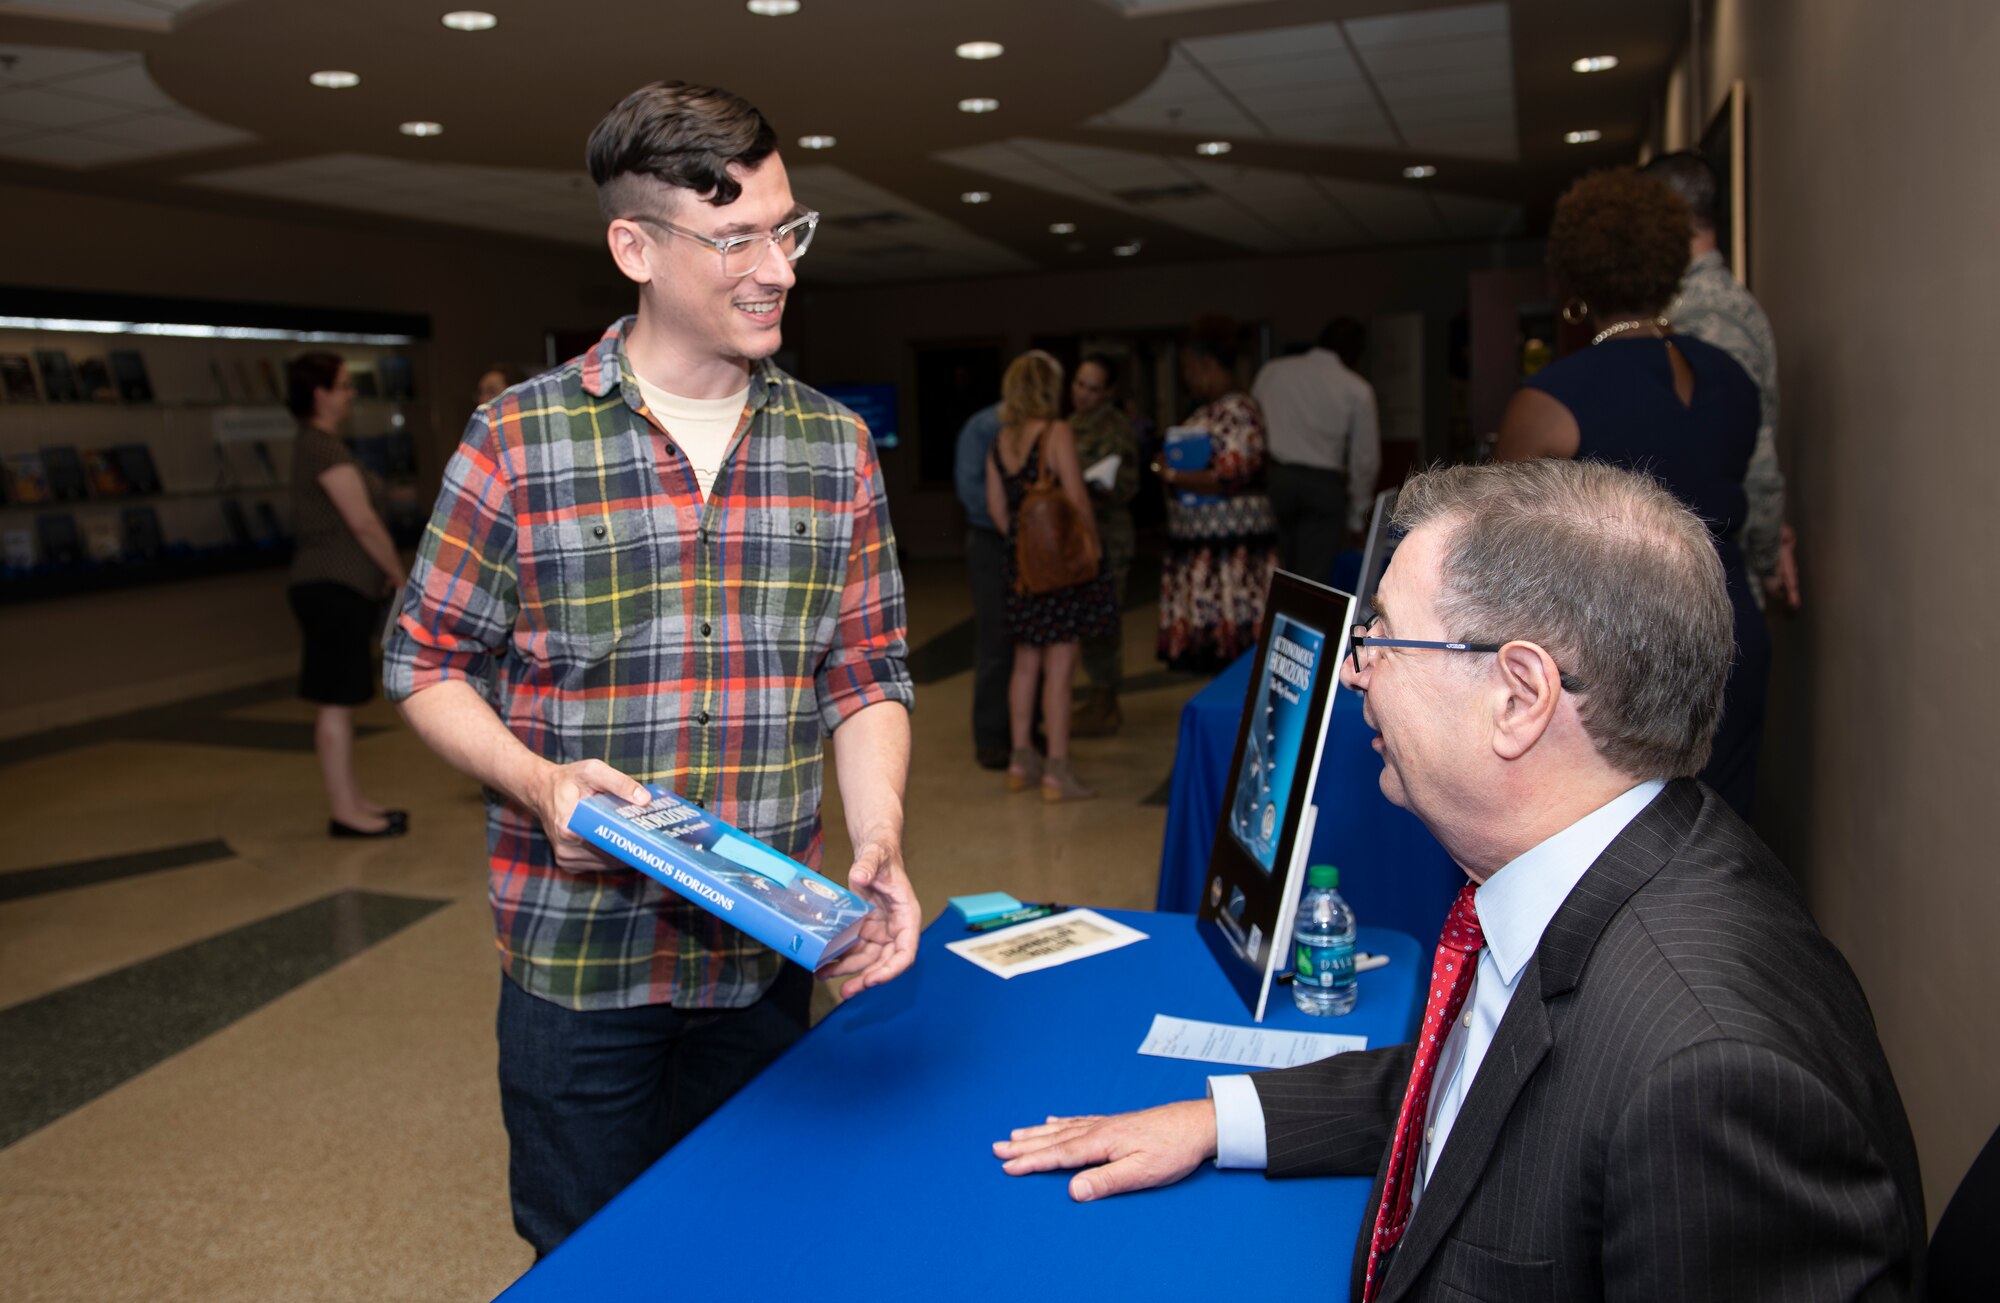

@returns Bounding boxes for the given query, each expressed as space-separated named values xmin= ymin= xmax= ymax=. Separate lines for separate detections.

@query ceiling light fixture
xmin=798 ymin=135 xmax=836 ymax=149
xmin=309 ymin=70 xmax=360 ymax=89
xmin=956 ymin=41 xmax=1003 ymax=60
xmin=1402 ymin=164 xmax=1436 ymax=179
xmin=746 ymin=0 xmax=801 ymax=15
xmin=961 ymin=191 xmax=992 ymax=204
xmin=400 ymin=121 xmax=444 ymax=137
xmin=1112 ymin=241 xmax=1142 ymax=257
xmin=1564 ymin=129 xmax=1602 ymax=144
xmin=1571 ymin=55 xmax=1619 ymax=73
xmin=957 ymin=97 xmax=999 ymax=114
xmin=1048 ymin=222 xmax=1076 ymax=235
xmin=440 ymin=10 xmax=497 ymax=30
xmin=1194 ymin=141 xmax=1232 ymax=156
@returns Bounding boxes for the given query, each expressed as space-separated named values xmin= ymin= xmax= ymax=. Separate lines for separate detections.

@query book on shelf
xmin=84 ymin=516 xmax=121 ymax=562
xmin=1 ymin=354 xmax=39 ymax=402
xmin=39 ymin=446 xmax=87 ymax=502
xmin=36 ymin=512 xmax=81 ymax=564
xmin=82 ymin=448 xmax=130 ymax=497
xmin=208 ymin=359 xmax=232 ymax=404
xmin=34 ymin=349 xmax=78 ymax=402
xmin=120 ymin=505 xmax=165 ymax=560
xmin=5 ymin=452 xmax=52 ymax=504
xmin=2 ymin=528 xmax=33 ymax=570
xmin=108 ymin=349 xmax=153 ymax=403
xmin=567 ymin=785 xmax=873 ymax=970
xmin=220 ymin=498 xmax=253 ymax=548
xmin=257 ymin=358 xmax=284 ymax=404
xmin=113 ymin=444 xmax=161 ymax=495
xmin=252 ymin=500 xmax=283 ymax=545
xmin=73 ymin=356 xmax=118 ymax=403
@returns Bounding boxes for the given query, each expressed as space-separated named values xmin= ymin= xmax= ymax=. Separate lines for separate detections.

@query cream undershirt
xmin=633 ymin=374 xmax=750 ymax=499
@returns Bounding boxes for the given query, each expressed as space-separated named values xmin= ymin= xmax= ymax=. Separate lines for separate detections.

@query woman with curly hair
xmin=1154 ymin=314 xmax=1278 ymax=674
xmin=1495 ymin=167 xmax=1768 ymax=819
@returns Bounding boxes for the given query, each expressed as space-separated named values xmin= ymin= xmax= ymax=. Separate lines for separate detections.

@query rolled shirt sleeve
xmin=384 ymin=405 xmax=518 ymax=705
xmin=816 ymin=420 xmax=916 ymax=731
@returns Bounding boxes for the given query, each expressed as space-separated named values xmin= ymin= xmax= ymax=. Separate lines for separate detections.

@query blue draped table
xmin=1157 ymin=649 xmax=1464 ymax=950
xmin=497 ymin=910 xmax=1424 ymax=1302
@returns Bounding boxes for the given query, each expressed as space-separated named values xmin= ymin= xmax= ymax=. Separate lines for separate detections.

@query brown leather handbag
xmin=1012 ymin=424 xmax=1101 ymax=594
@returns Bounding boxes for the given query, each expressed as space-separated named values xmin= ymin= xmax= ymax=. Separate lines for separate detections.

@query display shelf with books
xmin=0 ymin=287 xmax=432 ymax=601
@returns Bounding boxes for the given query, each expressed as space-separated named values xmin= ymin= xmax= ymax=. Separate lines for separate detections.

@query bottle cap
xmin=1308 ymin=863 xmax=1338 ymax=889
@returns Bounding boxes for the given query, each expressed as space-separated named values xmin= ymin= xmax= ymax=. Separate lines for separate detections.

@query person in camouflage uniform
xmin=1068 ymin=355 xmax=1138 ymax=736
xmin=1643 ymin=151 xmax=1800 ymax=613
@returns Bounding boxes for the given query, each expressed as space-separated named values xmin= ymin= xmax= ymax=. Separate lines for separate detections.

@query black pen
xmin=965 ymin=902 xmax=1066 ymax=932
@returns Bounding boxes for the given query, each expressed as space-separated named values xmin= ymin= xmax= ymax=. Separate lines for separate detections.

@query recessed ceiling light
xmin=1194 ymin=141 xmax=1232 ymax=156
xmin=1049 ymin=222 xmax=1076 ymax=235
xmin=961 ymin=191 xmax=992 ymax=204
xmin=956 ymin=41 xmax=1003 ymax=60
xmin=309 ymin=70 xmax=359 ymax=89
xmin=1403 ymin=164 xmax=1436 ymax=179
xmin=1564 ymin=129 xmax=1603 ymax=144
xmin=1572 ymin=55 xmax=1619 ymax=73
xmin=798 ymin=135 xmax=836 ymax=150
xmin=747 ymin=0 xmax=800 ymax=14
xmin=400 ymin=121 xmax=444 ymax=137
xmin=440 ymin=10 xmax=497 ymax=30
xmin=958 ymin=97 xmax=1000 ymax=114
xmin=1112 ymin=242 xmax=1142 ymax=257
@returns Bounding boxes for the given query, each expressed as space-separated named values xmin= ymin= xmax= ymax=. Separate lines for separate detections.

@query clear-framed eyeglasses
xmin=627 ymin=209 xmax=819 ymax=278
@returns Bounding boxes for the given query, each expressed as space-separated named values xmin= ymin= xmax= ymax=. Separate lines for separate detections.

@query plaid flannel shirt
xmin=385 ymin=317 xmax=913 ymax=1011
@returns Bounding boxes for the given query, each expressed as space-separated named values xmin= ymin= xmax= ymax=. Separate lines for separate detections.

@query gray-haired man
xmin=994 ymin=459 xmax=1920 ymax=1302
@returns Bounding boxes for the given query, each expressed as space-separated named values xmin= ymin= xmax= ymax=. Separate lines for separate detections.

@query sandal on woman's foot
xmin=1006 ymin=747 xmax=1044 ymax=792
xmin=1040 ymin=757 xmax=1096 ymax=803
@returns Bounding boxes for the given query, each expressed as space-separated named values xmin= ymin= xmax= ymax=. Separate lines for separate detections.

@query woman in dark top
xmin=1496 ymin=168 xmax=1768 ymax=819
xmin=286 ymin=352 xmax=410 ymax=837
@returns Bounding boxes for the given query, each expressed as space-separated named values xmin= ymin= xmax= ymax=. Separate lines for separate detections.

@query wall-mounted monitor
xmin=821 ymin=383 xmax=899 ymax=450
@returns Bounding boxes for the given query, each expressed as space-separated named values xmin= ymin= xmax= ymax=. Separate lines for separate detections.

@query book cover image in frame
xmin=1197 ymin=570 xmax=1356 ymax=1020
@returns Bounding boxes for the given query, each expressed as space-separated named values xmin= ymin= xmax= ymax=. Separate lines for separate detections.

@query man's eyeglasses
xmin=626 ymin=209 xmax=819 ymax=278
xmin=1347 ymin=621 xmax=1585 ymax=693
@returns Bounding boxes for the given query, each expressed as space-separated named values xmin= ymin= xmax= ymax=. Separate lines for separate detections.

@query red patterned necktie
xmin=1362 ymin=884 xmax=1486 ymax=1302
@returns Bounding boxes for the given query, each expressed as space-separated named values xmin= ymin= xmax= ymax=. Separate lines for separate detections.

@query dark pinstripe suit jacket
xmin=1252 ymin=780 xmax=1925 ymax=1302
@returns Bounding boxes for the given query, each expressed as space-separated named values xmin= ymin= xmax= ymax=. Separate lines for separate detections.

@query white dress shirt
xmin=1210 ymin=779 xmax=1666 ymax=1185
xmin=1250 ymin=347 xmax=1380 ymax=532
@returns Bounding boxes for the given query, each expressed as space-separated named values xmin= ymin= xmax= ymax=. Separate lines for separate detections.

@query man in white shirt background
xmin=1252 ymin=317 xmax=1380 ymax=584
xmin=993 ymin=459 xmax=1922 ymax=1302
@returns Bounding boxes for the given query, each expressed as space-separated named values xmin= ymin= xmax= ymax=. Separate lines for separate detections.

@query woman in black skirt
xmin=286 ymin=352 xmax=409 ymax=837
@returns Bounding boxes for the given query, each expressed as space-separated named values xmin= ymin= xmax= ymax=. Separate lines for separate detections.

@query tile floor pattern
xmin=0 ymin=563 xmax=1209 ymax=1302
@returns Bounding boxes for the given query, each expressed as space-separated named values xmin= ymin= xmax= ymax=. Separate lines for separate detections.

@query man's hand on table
xmin=993 ymin=1100 xmax=1219 ymax=1202
xmin=527 ymin=759 xmax=649 ymax=873
xmin=815 ymin=833 xmax=919 ymax=999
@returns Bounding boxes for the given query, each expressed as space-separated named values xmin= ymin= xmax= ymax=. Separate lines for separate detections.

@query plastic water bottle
xmin=1293 ymin=864 xmax=1358 ymax=1016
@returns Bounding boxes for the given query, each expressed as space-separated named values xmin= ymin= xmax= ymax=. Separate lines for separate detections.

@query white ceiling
xmin=1088 ymin=2 xmax=1519 ymax=160
xmin=938 ymin=137 xmax=1521 ymax=250
xmin=0 ymin=44 xmax=252 ymax=167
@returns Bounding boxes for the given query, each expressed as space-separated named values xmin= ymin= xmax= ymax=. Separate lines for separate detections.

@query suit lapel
xmin=1371 ymin=780 xmax=1702 ymax=1302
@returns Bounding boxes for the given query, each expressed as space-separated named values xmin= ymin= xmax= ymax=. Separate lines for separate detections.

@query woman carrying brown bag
xmin=984 ymin=351 xmax=1117 ymax=801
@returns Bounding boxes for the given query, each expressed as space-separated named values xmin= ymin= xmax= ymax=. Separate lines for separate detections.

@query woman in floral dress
xmin=1154 ymin=316 xmax=1278 ymax=672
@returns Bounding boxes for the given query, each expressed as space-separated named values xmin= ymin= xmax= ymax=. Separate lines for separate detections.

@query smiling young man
xmin=385 ymin=81 xmax=918 ymax=1256
xmin=993 ymin=460 xmax=1923 ymax=1301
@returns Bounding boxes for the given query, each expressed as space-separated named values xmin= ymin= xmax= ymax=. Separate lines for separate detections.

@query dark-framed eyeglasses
xmin=1348 ymin=623 xmax=1585 ymax=693
xmin=625 ymin=209 xmax=819 ymax=278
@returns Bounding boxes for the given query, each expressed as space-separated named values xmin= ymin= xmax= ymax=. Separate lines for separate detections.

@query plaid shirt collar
xmin=578 ymin=314 xmax=784 ymax=414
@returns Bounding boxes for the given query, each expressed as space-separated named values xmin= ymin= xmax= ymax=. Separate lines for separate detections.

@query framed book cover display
xmin=1196 ymin=570 xmax=1357 ymax=1020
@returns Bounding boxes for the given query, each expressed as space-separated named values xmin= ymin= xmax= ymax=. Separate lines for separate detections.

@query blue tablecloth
xmin=1158 ymin=649 xmax=1464 ymax=950
xmin=498 ymin=911 xmax=1424 ymax=1302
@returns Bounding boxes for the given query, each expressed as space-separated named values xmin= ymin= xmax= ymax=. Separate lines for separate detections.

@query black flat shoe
xmin=383 ymin=809 xmax=410 ymax=830
xmin=330 ymin=818 xmax=408 ymax=839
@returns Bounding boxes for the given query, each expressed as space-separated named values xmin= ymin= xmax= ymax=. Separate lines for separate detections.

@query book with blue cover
xmin=568 ymin=785 xmax=872 ymax=970
xmin=1162 ymin=424 xmax=1224 ymax=507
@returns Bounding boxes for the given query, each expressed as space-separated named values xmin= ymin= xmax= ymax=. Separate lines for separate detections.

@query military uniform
xmin=1069 ymin=403 xmax=1138 ymax=732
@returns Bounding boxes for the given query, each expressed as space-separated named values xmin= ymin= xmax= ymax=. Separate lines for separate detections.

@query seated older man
xmin=995 ymin=459 xmax=1924 ymax=1303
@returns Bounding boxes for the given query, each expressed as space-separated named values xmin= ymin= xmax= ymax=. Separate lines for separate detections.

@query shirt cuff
xmin=1207 ymin=1074 xmax=1269 ymax=1169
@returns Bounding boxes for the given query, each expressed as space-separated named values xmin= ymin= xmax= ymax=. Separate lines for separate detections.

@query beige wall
xmin=1687 ymin=0 xmax=2000 ymax=1220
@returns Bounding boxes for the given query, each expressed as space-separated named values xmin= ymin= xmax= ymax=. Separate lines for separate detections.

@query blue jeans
xmin=496 ymin=967 xmax=809 ymax=1257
